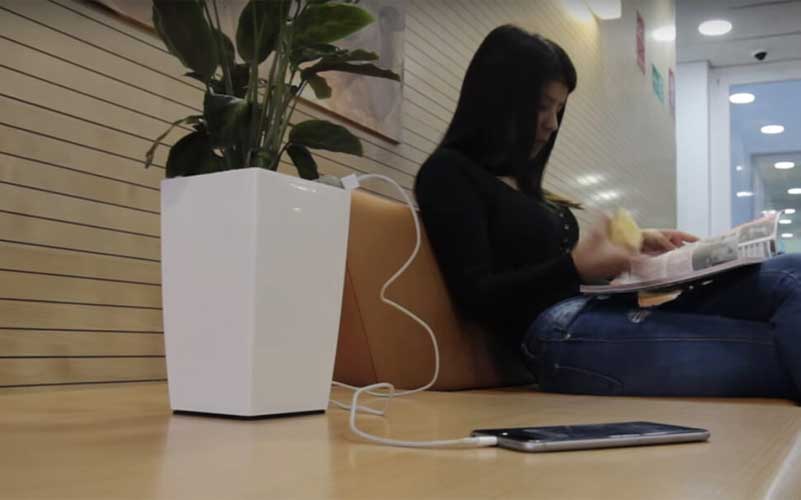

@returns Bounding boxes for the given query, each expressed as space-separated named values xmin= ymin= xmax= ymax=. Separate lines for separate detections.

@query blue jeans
xmin=522 ymin=254 xmax=801 ymax=401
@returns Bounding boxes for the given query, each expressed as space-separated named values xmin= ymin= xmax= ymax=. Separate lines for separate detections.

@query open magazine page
xmin=581 ymin=213 xmax=780 ymax=294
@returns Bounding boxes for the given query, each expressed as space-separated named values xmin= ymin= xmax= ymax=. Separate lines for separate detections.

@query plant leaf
xmin=305 ymin=74 xmax=332 ymax=99
xmin=286 ymin=143 xmax=319 ymax=180
xmin=292 ymin=4 xmax=373 ymax=47
xmin=152 ymin=0 xmax=218 ymax=81
xmin=166 ymin=129 xmax=224 ymax=178
xmin=236 ymin=0 xmax=286 ymax=64
xmin=302 ymin=61 xmax=399 ymax=81
xmin=290 ymin=43 xmax=340 ymax=66
xmin=289 ymin=120 xmax=362 ymax=155
xmin=291 ymin=45 xmax=378 ymax=68
xmin=217 ymin=29 xmax=236 ymax=68
xmin=145 ymin=115 xmax=203 ymax=168
xmin=210 ymin=63 xmax=251 ymax=98
xmin=203 ymin=92 xmax=251 ymax=148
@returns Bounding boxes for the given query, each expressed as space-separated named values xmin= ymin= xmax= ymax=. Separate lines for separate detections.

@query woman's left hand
xmin=641 ymin=229 xmax=699 ymax=254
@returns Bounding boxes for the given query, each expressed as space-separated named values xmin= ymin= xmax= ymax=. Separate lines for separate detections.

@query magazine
xmin=581 ymin=212 xmax=781 ymax=295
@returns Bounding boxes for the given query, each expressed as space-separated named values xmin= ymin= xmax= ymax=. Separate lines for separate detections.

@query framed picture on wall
xmin=87 ymin=0 xmax=405 ymax=143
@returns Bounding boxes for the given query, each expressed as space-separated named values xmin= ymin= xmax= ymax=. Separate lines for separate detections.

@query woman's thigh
xmin=523 ymin=295 xmax=798 ymax=399
xmin=663 ymin=253 xmax=801 ymax=321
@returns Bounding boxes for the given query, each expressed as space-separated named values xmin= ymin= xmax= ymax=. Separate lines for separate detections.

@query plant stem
xmin=257 ymin=49 xmax=281 ymax=157
xmin=201 ymin=0 xmax=233 ymax=170
xmin=266 ymin=20 xmax=299 ymax=170
xmin=275 ymin=80 xmax=306 ymax=160
xmin=245 ymin=4 xmax=261 ymax=168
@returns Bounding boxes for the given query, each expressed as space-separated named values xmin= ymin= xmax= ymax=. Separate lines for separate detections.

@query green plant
xmin=145 ymin=0 xmax=399 ymax=179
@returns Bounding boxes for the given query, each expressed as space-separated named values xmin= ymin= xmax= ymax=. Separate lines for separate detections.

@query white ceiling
xmin=676 ymin=0 xmax=801 ymax=67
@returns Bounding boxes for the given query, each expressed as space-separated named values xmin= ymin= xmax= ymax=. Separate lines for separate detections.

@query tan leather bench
xmin=333 ymin=189 xmax=534 ymax=390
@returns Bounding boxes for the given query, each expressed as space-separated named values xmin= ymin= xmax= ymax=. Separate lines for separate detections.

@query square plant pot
xmin=161 ymin=168 xmax=350 ymax=416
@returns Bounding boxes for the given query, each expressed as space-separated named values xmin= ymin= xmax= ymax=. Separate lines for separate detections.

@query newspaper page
xmin=581 ymin=212 xmax=780 ymax=294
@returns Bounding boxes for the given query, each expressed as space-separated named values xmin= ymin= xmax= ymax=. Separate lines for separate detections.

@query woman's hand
xmin=571 ymin=218 xmax=636 ymax=282
xmin=641 ymin=229 xmax=699 ymax=255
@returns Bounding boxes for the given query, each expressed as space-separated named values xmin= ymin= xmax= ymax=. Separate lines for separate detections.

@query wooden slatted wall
xmin=0 ymin=0 xmax=675 ymax=388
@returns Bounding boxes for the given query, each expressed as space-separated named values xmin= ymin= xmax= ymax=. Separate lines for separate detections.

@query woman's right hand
xmin=570 ymin=218 xmax=636 ymax=283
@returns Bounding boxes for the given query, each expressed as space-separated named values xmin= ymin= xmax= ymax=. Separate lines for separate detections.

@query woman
xmin=414 ymin=25 xmax=801 ymax=401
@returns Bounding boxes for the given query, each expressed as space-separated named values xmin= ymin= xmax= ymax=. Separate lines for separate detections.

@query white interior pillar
xmin=675 ymin=61 xmax=711 ymax=237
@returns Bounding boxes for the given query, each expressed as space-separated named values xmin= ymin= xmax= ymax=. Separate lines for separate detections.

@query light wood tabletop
xmin=1 ymin=382 xmax=799 ymax=499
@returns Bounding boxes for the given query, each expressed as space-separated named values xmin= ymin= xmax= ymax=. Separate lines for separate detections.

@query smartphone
xmin=472 ymin=421 xmax=710 ymax=452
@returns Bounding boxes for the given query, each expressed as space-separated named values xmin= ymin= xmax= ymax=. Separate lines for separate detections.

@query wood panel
xmin=0 ymin=300 xmax=163 ymax=331
xmin=0 ymin=183 xmax=159 ymax=237
xmin=0 ymin=241 xmax=161 ymax=284
xmin=0 ymin=270 xmax=161 ymax=308
xmin=0 ymin=211 xmax=160 ymax=261
xmin=0 ymin=358 xmax=166 ymax=386
xmin=0 ymin=94 xmax=170 ymax=170
xmin=0 ymin=330 xmax=164 ymax=356
xmin=0 ymin=2 xmax=201 ymax=109
xmin=0 ymin=153 xmax=159 ymax=213
xmin=0 ymin=124 xmax=164 ymax=190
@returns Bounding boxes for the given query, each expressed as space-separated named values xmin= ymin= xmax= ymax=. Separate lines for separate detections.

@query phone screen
xmin=472 ymin=421 xmax=709 ymax=452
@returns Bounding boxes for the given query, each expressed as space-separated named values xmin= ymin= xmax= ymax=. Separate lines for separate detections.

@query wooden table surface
xmin=1 ymin=382 xmax=799 ymax=499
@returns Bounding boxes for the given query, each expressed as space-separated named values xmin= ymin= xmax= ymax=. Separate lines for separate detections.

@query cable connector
xmin=341 ymin=174 xmax=360 ymax=191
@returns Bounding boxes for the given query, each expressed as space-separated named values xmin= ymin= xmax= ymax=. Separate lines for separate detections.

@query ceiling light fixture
xmin=781 ymin=233 xmax=794 ymax=238
xmin=698 ymin=19 xmax=732 ymax=36
xmin=789 ymin=188 xmax=801 ymax=195
xmin=735 ymin=165 xmax=743 ymax=171
xmin=736 ymin=191 xmax=754 ymax=197
xmin=761 ymin=125 xmax=785 ymax=134
xmin=729 ymin=93 xmax=755 ymax=104
xmin=775 ymin=161 xmax=795 ymax=170
xmin=784 ymin=208 xmax=797 ymax=215
xmin=779 ymin=219 xmax=792 ymax=224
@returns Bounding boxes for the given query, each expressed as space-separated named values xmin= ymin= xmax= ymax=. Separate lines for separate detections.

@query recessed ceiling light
xmin=789 ymin=188 xmax=801 ymax=195
xmin=762 ymin=210 xmax=777 ymax=215
xmin=784 ymin=208 xmax=797 ymax=215
xmin=775 ymin=161 xmax=795 ymax=170
xmin=781 ymin=233 xmax=794 ymax=238
xmin=735 ymin=165 xmax=743 ymax=171
xmin=729 ymin=93 xmax=755 ymax=104
xmin=736 ymin=191 xmax=754 ymax=197
xmin=652 ymin=26 xmax=676 ymax=42
xmin=698 ymin=19 xmax=732 ymax=36
xmin=779 ymin=219 xmax=792 ymax=224
xmin=761 ymin=125 xmax=785 ymax=134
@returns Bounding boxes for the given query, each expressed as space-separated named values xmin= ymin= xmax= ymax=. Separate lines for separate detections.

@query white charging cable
xmin=329 ymin=173 xmax=497 ymax=449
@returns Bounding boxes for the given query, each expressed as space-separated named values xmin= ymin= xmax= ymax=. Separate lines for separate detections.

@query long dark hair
xmin=440 ymin=25 xmax=577 ymax=202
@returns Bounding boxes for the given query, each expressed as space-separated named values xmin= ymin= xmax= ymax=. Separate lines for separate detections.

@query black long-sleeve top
xmin=414 ymin=147 xmax=582 ymax=341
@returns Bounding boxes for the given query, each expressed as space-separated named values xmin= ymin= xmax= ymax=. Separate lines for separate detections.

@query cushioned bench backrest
xmin=333 ymin=189 xmax=534 ymax=390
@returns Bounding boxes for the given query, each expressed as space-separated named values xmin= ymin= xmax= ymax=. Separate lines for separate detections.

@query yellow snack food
xmin=608 ymin=208 xmax=643 ymax=252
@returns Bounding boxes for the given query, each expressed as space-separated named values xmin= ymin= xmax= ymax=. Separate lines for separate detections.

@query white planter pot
xmin=161 ymin=168 xmax=350 ymax=417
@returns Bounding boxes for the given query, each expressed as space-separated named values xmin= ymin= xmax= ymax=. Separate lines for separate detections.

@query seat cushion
xmin=333 ymin=189 xmax=534 ymax=390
